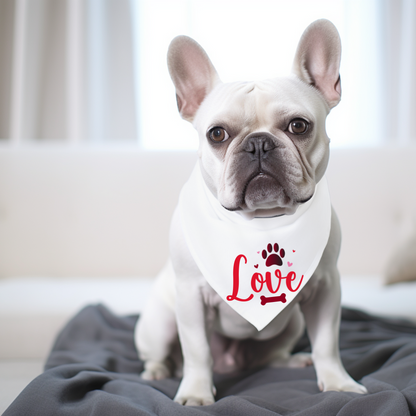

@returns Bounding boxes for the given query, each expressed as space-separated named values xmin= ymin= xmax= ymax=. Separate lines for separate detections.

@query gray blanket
xmin=4 ymin=304 xmax=416 ymax=416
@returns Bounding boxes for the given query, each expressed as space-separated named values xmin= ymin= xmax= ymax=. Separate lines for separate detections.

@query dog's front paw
xmin=174 ymin=394 xmax=215 ymax=406
xmin=319 ymin=377 xmax=368 ymax=394
xmin=174 ymin=377 xmax=216 ymax=406
xmin=317 ymin=369 xmax=367 ymax=394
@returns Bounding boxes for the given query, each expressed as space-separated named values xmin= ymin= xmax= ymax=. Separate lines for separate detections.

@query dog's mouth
xmin=221 ymin=172 xmax=289 ymax=211
xmin=242 ymin=172 xmax=289 ymax=210
xmin=222 ymin=172 xmax=314 ymax=217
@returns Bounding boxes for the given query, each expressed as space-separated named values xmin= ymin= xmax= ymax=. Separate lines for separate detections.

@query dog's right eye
xmin=209 ymin=127 xmax=229 ymax=143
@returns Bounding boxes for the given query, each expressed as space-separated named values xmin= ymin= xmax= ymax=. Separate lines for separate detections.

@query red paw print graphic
xmin=262 ymin=243 xmax=285 ymax=267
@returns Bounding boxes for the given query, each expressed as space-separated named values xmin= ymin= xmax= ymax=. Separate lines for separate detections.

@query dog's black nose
xmin=244 ymin=135 xmax=276 ymax=158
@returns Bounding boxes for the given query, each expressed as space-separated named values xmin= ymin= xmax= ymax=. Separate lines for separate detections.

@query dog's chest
xmin=200 ymin=281 xmax=298 ymax=340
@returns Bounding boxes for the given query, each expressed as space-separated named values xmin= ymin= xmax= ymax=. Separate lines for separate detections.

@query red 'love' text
xmin=226 ymin=254 xmax=304 ymax=302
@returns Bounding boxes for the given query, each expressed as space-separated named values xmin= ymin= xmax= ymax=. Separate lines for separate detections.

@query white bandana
xmin=178 ymin=163 xmax=332 ymax=331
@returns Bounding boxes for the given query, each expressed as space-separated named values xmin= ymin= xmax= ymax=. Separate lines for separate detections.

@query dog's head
xmin=168 ymin=19 xmax=341 ymax=219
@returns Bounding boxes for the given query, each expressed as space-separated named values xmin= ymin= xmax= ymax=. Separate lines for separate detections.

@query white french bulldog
xmin=135 ymin=19 xmax=367 ymax=406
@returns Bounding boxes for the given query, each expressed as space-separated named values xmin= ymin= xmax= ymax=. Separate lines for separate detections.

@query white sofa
xmin=1 ymin=145 xmax=416 ymax=412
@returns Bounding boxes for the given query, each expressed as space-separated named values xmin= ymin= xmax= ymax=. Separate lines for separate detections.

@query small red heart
xmin=254 ymin=264 xmax=259 ymax=268
xmin=292 ymin=250 xmax=296 ymax=253
xmin=288 ymin=262 xmax=293 ymax=267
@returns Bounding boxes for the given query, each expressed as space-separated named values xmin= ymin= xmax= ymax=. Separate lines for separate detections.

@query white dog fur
xmin=135 ymin=19 xmax=367 ymax=406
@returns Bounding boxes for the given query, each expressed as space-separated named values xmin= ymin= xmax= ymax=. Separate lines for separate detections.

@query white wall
xmin=327 ymin=147 xmax=416 ymax=275
xmin=0 ymin=147 xmax=195 ymax=277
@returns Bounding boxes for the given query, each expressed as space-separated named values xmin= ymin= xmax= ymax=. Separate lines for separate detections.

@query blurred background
xmin=0 ymin=0 xmax=415 ymax=147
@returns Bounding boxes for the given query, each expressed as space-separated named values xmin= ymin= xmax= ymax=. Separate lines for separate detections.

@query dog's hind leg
xmin=134 ymin=263 xmax=178 ymax=380
xmin=135 ymin=295 xmax=177 ymax=380
xmin=266 ymin=304 xmax=312 ymax=368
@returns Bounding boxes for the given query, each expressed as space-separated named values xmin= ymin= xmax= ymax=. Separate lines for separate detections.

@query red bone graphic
xmin=260 ymin=293 xmax=287 ymax=305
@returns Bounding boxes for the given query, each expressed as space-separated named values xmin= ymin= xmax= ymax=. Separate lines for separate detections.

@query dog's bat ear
xmin=167 ymin=36 xmax=220 ymax=122
xmin=292 ymin=19 xmax=341 ymax=109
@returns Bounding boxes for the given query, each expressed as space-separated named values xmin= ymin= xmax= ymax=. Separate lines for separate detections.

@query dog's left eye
xmin=209 ymin=127 xmax=230 ymax=143
xmin=288 ymin=119 xmax=309 ymax=135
